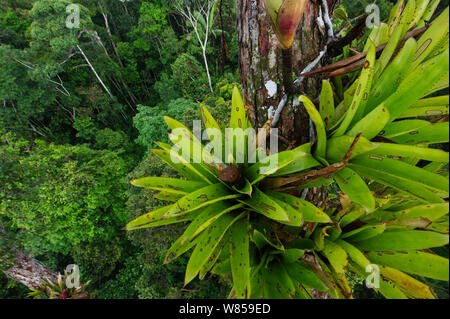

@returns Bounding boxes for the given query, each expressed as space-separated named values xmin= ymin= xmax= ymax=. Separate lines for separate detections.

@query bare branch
xmin=76 ymin=44 xmax=113 ymax=99
xmin=175 ymin=0 xmax=215 ymax=92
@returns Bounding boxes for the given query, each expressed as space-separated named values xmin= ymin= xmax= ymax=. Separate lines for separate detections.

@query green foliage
xmin=126 ymin=2 xmax=449 ymax=299
xmin=2 ymin=0 xmax=446 ymax=301
xmin=0 ymin=133 xmax=129 ymax=258
xmin=182 ymin=78 xmax=236 ymax=131
xmin=29 ymin=0 xmax=93 ymax=58
xmin=0 ymin=275 xmax=30 ymax=299
xmin=132 ymin=1 xmax=168 ymax=51
xmin=72 ymin=237 xmax=126 ymax=283
xmin=0 ymin=6 xmax=30 ymax=34
xmin=133 ymin=98 xmax=198 ymax=149
xmin=171 ymin=53 xmax=211 ymax=100
xmin=96 ymin=255 xmax=142 ymax=299
xmin=94 ymin=128 xmax=132 ymax=153
xmin=0 ymin=1 xmax=32 ymax=48
xmin=0 ymin=45 xmax=59 ymax=140
xmin=74 ymin=116 xmax=97 ymax=140
xmin=0 ymin=0 xmax=239 ymax=299
xmin=154 ymin=71 xmax=183 ymax=102
xmin=123 ymin=152 xmax=230 ymax=299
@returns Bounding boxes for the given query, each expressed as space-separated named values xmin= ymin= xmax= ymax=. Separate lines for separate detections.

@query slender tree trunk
xmin=176 ymin=1 xmax=215 ymax=93
xmin=236 ymin=0 xmax=338 ymax=142
xmin=203 ymin=48 xmax=214 ymax=92
xmin=219 ymin=0 xmax=226 ymax=75
xmin=77 ymin=45 xmax=113 ymax=99
xmin=3 ymin=249 xmax=59 ymax=290
xmin=99 ymin=1 xmax=124 ymax=68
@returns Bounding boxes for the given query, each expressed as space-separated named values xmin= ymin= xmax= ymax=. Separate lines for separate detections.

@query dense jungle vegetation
xmin=1 ymin=0 xmax=448 ymax=299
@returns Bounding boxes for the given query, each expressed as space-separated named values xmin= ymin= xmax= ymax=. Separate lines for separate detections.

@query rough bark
xmin=236 ymin=0 xmax=339 ymax=299
xmin=236 ymin=0 xmax=339 ymax=144
xmin=3 ymin=249 xmax=59 ymax=290
xmin=235 ymin=0 xmax=337 ymax=211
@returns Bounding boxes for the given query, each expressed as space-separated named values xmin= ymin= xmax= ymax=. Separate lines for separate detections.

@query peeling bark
xmin=3 ymin=249 xmax=59 ymax=290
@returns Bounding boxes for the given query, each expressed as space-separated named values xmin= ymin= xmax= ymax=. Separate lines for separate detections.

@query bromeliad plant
xmin=263 ymin=0 xmax=308 ymax=50
xmin=125 ymin=1 xmax=449 ymax=299
xmin=28 ymin=273 xmax=93 ymax=299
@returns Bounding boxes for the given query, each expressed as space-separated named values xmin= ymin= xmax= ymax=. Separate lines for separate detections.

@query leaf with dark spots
xmin=185 ymin=212 xmax=244 ymax=286
xmin=229 ymin=218 xmax=250 ymax=299
xmin=367 ymin=250 xmax=449 ymax=281
xmin=242 ymin=188 xmax=290 ymax=222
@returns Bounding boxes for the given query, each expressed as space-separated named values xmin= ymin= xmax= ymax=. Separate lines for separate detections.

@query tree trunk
xmin=236 ymin=0 xmax=339 ymax=144
xmin=3 ymin=249 xmax=59 ymax=290
xmin=235 ymin=0 xmax=338 ymax=209
xmin=219 ymin=0 xmax=226 ymax=75
xmin=236 ymin=0 xmax=339 ymax=299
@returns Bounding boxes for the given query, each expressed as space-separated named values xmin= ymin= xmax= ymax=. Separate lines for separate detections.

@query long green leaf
xmin=321 ymin=239 xmax=348 ymax=274
xmin=349 ymin=161 xmax=444 ymax=203
xmin=379 ymin=266 xmax=436 ymax=299
xmin=229 ymin=218 xmax=251 ymax=299
xmin=301 ymin=95 xmax=327 ymax=158
xmin=267 ymin=191 xmax=331 ymax=223
xmin=263 ymin=262 xmax=297 ymax=299
xmin=388 ymin=122 xmax=449 ymax=145
xmin=246 ymin=147 xmax=318 ymax=184
xmin=336 ymin=240 xmax=408 ymax=299
xmin=326 ymin=135 xmax=378 ymax=163
xmin=151 ymin=148 xmax=206 ymax=182
xmin=230 ymin=85 xmax=247 ymax=130
xmin=342 ymin=224 xmax=387 ymax=242
xmin=380 ymin=119 xmax=430 ymax=138
xmin=334 ymin=167 xmax=375 ymax=212
xmin=369 ymin=143 xmax=449 ymax=163
xmin=164 ymin=203 xmax=243 ymax=264
xmin=271 ymin=144 xmax=321 ymax=176
xmin=154 ymin=191 xmax=183 ymax=202
xmin=200 ymin=103 xmax=221 ymax=131
xmin=384 ymin=48 xmax=449 ymax=122
xmin=266 ymin=191 xmax=304 ymax=227
xmin=284 ymin=260 xmax=329 ymax=292
xmin=131 ymin=177 xmax=207 ymax=194
xmin=185 ymin=212 xmax=243 ymax=285
xmin=346 ymin=102 xmax=390 ymax=140
xmin=410 ymin=7 xmax=449 ymax=70
xmin=362 ymin=203 xmax=449 ymax=223
xmin=354 ymin=230 xmax=449 ymax=251
xmin=366 ymin=38 xmax=418 ymax=113
xmin=373 ymin=12 xmax=404 ymax=81
xmin=242 ymin=187 xmax=290 ymax=223
xmin=350 ymin=154 xmax=449 ymax=195
xmin=155 ymin=142 xmax=216 ymax=184
xmin=409 ymin=0 xmax=429 ymax=29
xmin=397 ymin=95 xmax=449 ymax=118
xmin=168 ymin=183 xmax=240 ymax=217
xmin=366 ymin=250 xmax=449 ymax=281
xmin=125 ymin=205 xmax=195 ymax=231
xmin=333 ymin=42 xmax=376 ymax=136
xmin=319 ymin=80 xmax=335 ymax=129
